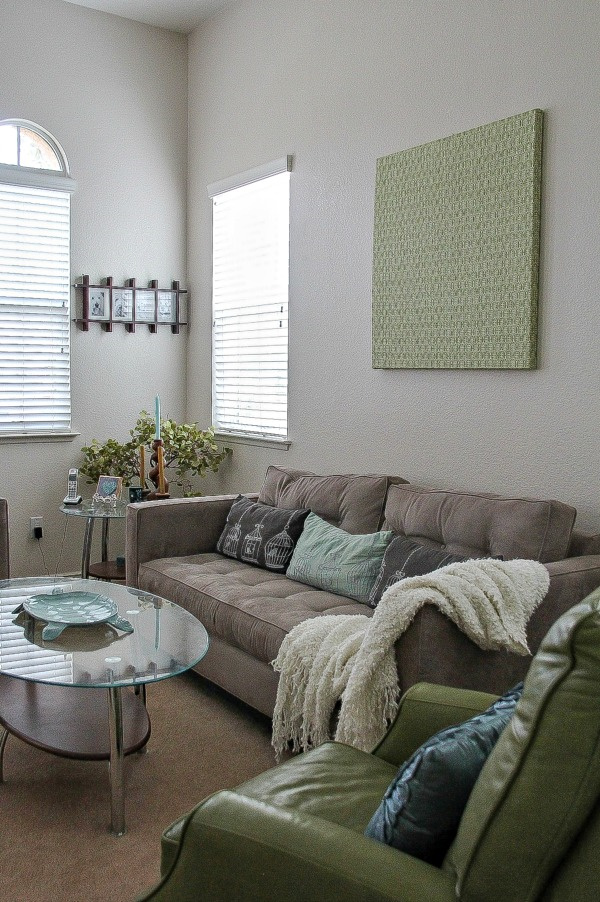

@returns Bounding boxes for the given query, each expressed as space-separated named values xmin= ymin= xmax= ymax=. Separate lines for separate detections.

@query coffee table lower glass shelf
xmin=0 ymin=577 xmax=209 ymax=836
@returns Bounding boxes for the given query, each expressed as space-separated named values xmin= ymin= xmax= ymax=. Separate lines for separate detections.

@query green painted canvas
xmin=372 ymin=110 xmax=543 ymax=369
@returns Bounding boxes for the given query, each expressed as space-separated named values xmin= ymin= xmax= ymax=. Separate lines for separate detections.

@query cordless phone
xmin=63 ymin=467 xmax=82 ymax=505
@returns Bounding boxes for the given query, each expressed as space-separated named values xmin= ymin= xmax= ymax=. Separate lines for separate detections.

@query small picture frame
xmin=88 ymin=288 xmax=110 ymax=321
xmin=135 ymin=289 xmax=156 ymax=323
xmin=157 ymin=290 xmax=176 ymax=323
xmin=112 ymin=289 xmax=134 ymax=322
xmin=96 ymin=475 xmax=123 ymax=499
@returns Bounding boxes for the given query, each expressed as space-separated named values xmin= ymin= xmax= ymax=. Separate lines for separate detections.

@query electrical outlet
xmin=30 ymin=516 xmax=43 ymax=538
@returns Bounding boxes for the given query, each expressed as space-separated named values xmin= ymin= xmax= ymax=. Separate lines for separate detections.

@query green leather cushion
xmin=364 ymin=682 xmax=522 ymax=864
xmin=287 ymin=512 xmax=393 ymax=603
xmin=445 ymin=589 xmax=600 ymax=902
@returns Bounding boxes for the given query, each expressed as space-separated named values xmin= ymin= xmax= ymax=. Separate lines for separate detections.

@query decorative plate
xmin=19 ymin=591 xmax=134 ymax=640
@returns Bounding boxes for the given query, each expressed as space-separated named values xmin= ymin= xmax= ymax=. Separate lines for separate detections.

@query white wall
xmin=188 ymin=0 xmax=600 ymax=531
xmin=1 ymin=0 xmax=188 ymax=575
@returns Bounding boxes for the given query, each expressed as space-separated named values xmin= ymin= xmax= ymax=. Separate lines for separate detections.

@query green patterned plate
xmin=19 ymin=591 xmax=134 ymax=640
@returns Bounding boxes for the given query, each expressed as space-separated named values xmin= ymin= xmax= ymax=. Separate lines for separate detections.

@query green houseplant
xmin=79 ymin=411 xmax=232 ymax=496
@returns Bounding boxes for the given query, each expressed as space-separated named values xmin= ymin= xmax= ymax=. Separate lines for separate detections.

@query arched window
xmin=0 ymin=119 xmax=76 ymax=437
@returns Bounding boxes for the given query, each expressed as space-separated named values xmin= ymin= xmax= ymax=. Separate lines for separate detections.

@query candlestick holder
xmin=147 ymin=439 xmax=170 ymax=500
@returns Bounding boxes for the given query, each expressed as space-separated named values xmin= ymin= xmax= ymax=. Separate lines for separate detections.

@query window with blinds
xmin=0 ymin=120 xmax=75 ymax=437
xmin=0 ymin=585 xmax=73 ymax=681
xmin=209 ymin=157 xmax=291 ymax=440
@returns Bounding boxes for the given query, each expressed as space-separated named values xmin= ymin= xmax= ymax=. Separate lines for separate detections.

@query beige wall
xmin=188 ymin=0 xmax=600 ymax=531
xmin=1 ymin=0 xmax=188 ymax=575
xmin=1 ymin=0 xmax=599 ymax=576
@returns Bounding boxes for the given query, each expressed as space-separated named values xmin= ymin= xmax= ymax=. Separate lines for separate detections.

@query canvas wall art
xmin=372 ymin=109 xmax=543 ymax=369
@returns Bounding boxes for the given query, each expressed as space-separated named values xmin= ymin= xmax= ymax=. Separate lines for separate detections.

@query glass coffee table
xmin=0 ymin=577 xmax=209 ymax=835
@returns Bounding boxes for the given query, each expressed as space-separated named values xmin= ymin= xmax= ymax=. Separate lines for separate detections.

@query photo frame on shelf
xmin=88 ymin=288 xmax=110 ymax=321
xmin=96 ymin=475 xmax=123 ymax=499
xmin=135 ymin=289 xmax=156 ymax=323
xmin=157 ymin=290 xmax=176 ymax=323
xmin=112 ymin=288 xmax=133 ymax=322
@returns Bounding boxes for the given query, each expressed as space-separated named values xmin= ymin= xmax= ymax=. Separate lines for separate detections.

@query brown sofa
xmin=125 ymin=467 xmax=600 ymax=717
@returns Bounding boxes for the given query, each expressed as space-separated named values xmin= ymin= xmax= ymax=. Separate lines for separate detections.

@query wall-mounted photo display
xmin=157 ymin=290 xmax=176 ymax=323
xmin=112 ymin=288 xmax=133 ymax=322
xmin=88 ymin=287 xmax=110 ymax=321
xmin=73 ymin=276 xmax=188 ymax=333
xmin=135 ymin=289 xmax=156 ymax=323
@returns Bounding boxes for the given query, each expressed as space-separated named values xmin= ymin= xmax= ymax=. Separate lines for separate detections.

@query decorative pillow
xmin=286 ymin=512 xmax=393 ymax=604
xmin=364 ymin=682 xmax=523 ymax=865
xmin=368 ymin=536 xmax=467 ymax=608
xmin=216 ymin=495 xmax=310 ymax=573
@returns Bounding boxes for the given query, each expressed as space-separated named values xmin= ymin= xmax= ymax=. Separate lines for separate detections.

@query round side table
xmin=60 ymin=499 xmax=128 ymax=581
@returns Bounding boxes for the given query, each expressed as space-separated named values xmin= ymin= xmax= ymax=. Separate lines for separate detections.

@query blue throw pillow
xmin=364 ymin=682 xmax=523 ymax=865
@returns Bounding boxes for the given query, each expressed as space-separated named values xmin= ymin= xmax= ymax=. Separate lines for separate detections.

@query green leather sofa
xmin=137 ymin=587 xmax=600 ymax=901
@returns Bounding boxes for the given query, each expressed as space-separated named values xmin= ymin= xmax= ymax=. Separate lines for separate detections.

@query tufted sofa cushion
xmin=137 ymin=553 xmax=368 ymax=665
xmin=259 ymin=467 xmax=405 ymax=535
xmin=383 ymin=484 xmax=576 ymax=563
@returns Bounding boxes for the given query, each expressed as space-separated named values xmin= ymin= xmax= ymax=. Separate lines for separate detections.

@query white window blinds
xmin=0 ymin=182 xmax=71 ymax=435
xmin=0 ymin=585 xmax=73 ymax=681
xmin=210 ymin=158 xmax=290 ymax=439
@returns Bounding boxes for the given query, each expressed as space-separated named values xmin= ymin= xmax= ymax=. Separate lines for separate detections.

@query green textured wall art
xmin=372 ymin=109 xmax=543 ymax=369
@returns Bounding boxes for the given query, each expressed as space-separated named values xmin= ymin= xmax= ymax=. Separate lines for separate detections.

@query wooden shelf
xmin=73 ymin=275 xmax=188 ymax=334
xmin=88 ymin=560 xmax=126 ymax=582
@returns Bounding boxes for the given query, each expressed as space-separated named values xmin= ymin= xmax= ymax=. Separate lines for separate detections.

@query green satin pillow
xmin=286 ymin=512 xmax=393 ymax=604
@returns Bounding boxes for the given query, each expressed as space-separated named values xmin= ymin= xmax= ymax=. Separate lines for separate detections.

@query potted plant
xmin=79 ymin=411 xmax=232 ymax=496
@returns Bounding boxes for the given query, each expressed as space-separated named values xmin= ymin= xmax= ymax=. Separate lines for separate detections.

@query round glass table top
xmin=60 ymin=498 xmax=128 ymax=519
xmin=0 ymin=577 xmax=209 ymax=689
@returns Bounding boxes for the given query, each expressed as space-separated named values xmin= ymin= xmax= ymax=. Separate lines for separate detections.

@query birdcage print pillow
xmin=367 ymin=536 xmax=468 ymax=608
xmin=216 ymin=495 xmax=310 ymax=572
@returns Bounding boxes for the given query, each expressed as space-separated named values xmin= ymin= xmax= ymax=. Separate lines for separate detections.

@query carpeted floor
xmin=0 ymin=671 xmax=281 ymax=902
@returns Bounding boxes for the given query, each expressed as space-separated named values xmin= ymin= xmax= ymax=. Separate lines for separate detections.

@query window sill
xmin=215 ymin=432 xmax=291 ymax=451
xmin=0 ymin=431 xmax=81 ymax=445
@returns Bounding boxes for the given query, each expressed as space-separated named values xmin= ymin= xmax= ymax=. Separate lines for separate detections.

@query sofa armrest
xmin=125 ymin=494 xmax=258 ymax=587
xmin=137 ymin=791 xmax=455 ymax=902
xmin=393 ymin=556 xmax=600 ymax=698
xmin=528 ymin=555 xmax=600 ymax=649
xmin=373 ymin=682 xmax=497 ymax=766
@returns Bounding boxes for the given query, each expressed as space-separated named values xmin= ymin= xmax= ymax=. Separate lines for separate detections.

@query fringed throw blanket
xmin=271 ymin=558 xmax=549 ymax=759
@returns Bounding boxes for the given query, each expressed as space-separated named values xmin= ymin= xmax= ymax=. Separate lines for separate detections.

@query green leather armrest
xmin=374 ymin=682 xmax=498 ymax=766
xmin=137 ymin=791 xmax=456 ymax=902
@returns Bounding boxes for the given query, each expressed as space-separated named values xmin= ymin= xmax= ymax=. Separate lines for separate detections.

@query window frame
xmin=0 ymin=119 xmax=77 ymax=441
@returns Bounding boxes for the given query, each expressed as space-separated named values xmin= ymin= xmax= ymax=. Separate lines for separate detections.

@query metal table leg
xmin=107 ymin=686 xmax=125 ymax=836
xmin=81 ymin=517 xmax=95 ymax=579
xmin=101 ymin=518 xmax=110 ymax=563
xmin=0 ymin=727 xmax=8 ymax=783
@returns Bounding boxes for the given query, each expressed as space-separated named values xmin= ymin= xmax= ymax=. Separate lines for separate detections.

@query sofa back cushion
xmin=259 ymin=467 xmax=406 ymax=535
xmin=444 ymin=589 xmax=600 ymax=901
xmin=383 ymin=484 xmax=576 ymax=563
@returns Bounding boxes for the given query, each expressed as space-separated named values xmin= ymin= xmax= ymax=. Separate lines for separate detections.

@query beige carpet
xmin=0 ymin=671 xmax=281 ymax=902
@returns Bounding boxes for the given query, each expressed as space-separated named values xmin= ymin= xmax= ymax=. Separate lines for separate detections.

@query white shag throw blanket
xmin=271 ymin=558 xmax=549 ymax=759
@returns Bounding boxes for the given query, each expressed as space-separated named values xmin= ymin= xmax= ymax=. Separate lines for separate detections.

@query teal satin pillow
xmin=364 ymin=682 xmax=523 ymax=865
xmin=286 ymin=512 xmax=393 ymax=604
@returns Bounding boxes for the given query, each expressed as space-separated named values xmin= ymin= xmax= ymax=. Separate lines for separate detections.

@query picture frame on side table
xmin=96 ymin=475 xmax=123 ymax=500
